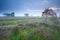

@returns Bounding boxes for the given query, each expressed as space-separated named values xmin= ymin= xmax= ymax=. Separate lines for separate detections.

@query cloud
xmin=22 ymin=0 xmax=51 ymax=10
xmin=49 ymin=7 xmax=60 ymax=10
xmin=33 ymin=0 xmax=51 ymax=7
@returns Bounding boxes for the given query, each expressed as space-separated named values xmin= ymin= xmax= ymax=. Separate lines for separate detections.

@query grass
xmin=0 ymin=17 xmax=60 ymax=40
xmin=0 ymin=17 xmax=41 ymax=26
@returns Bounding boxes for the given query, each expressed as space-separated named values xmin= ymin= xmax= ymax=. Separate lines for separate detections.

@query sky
xmin=0 ymin=0 xmax=60 ymax=16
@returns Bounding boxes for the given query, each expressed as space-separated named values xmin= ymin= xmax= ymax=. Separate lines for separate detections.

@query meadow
xmin=0 ymin=17 xmax=60 ymax=40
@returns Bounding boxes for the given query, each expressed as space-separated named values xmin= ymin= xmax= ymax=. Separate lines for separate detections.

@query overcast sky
xmin=0 ymin=0 xmax=60 ymax=16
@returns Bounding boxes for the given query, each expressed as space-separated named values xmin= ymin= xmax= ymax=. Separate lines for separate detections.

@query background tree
xmin=11 ymin=12 xmax=15 ymax=17
xmin=24 ymin=13 xmax=29 ymax=17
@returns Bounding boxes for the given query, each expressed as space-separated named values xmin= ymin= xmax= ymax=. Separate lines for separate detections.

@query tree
xmin=24 ymin=13 xmax=29 ymax=17
xmin=42 ymin=8 xmax=57 ymax=23
xmin=3 ymin=12 xmax=15 ymax=17
xmin=11 ymin=12 xmax=15 ymax=17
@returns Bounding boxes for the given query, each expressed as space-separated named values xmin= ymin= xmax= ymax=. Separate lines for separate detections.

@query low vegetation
xmin=0 ymin=17 xmax=60 ymax=40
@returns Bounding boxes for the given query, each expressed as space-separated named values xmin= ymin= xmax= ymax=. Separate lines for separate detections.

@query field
xmin=0 ymin=17 xmax=60 ymax=40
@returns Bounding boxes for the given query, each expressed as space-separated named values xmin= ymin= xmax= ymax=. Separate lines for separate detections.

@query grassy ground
xmin=0 ymin=17 xmax=41 ymax=27
xmin=0 ymin=17 xmax=60 ymax=40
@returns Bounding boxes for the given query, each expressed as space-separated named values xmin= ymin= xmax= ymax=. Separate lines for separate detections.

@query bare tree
xmin=42 ymin=8 xmax=57 ymax=23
